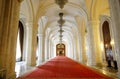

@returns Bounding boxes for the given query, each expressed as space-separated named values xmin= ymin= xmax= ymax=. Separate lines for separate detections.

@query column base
xmin=96 ymin=63 xmax=103 ymax=67
xmin=7 ymin=72 xmax=16 ymax=79
xmin=87 ymin=61 xmax=96 ymax=66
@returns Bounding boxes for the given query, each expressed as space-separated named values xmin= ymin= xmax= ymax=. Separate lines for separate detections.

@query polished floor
xmin=15 ymin=60 xmax=120 ymax=79
xmin=90 ymin=65 xmax=119 ymax=79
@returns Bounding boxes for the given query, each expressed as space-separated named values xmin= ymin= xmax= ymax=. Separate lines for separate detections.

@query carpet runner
xmin=18 ymin=56 xmax=113 ymax=79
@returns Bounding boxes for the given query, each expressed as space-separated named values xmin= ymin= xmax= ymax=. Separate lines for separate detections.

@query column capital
xmin=37 ymin=34 xmax=43 ymax=37
xmin=26 ymin=22 xmax=33 ymax=26
xmin=26 ymin=22 xmax=33 ymax=30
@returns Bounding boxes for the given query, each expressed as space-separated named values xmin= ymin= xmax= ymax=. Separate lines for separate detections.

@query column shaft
xmin=92 ymin=21 xmax=102 ymax=66
xmin=38 ymin=34 xmax=45 ymax=64
xmin=0 ymin=0 xmax=20 ymax=79
xmin=86 ymin=21 xmax=96 ymax=66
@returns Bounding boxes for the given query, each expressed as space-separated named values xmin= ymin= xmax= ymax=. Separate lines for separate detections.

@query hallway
xmin=16 ymin=56 xmax=118 ymax=79
xmin=1 ymin=0 xmax=120 ymax=79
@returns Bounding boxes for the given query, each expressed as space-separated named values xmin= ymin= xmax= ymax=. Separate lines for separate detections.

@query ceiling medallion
xmin=55 ymin=0 xmax=68 ymax=9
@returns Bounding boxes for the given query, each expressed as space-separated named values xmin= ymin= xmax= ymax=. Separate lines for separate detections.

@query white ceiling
xmin=20 ymin=0 xmax=110 ymax=45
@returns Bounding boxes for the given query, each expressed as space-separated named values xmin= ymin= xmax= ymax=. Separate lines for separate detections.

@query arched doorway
xmin=102 ymin=21 xmax=113 ymax=67
xmin=56 ymin=43 xmax=65 ymax=56
xmin=16 ymin=21 xmax=24 ymax=61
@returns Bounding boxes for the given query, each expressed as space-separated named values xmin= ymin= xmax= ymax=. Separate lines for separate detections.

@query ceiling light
xmin=55 ymin=0 xmax=68 ymax=9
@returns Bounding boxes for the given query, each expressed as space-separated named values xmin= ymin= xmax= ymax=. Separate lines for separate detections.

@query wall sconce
xmin=110 ymin=40 xmax=114 ymax=46
xmin=105 ymin=44 xmax=108 ymax=48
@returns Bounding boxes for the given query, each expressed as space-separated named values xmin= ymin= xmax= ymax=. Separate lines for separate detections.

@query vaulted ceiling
xmin=20 ymin=0 xmax=110 ymax=46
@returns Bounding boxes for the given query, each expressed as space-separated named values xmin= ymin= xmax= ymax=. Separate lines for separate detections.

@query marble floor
xmin=15 ymin=61 xmax=120 ymax=79
xmin=91 ymin=66 xmax=119 ymax=79
xmin=15 ymin=61 xmax=34 ymax=78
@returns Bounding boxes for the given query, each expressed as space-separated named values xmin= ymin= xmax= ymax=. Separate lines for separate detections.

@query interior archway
xmin=16 ymin=21 xmax=24 ymax=62
xmin=102 ymin=21 xmax=113 ymax=67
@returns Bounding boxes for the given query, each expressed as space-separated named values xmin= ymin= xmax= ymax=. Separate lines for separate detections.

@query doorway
xmin=56 ymin=43 xmax=65 ymax=56
xmin=102 ymin=21 xmax=113 ymax=67
xmin=16 ymin=21 xmax=24 ymax=62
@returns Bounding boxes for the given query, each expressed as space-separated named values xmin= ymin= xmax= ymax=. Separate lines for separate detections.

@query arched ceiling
xmin=32 ymin=0 xmax=87 ymax=45
xmin=20 ymin=0 xmax=110 ymax=45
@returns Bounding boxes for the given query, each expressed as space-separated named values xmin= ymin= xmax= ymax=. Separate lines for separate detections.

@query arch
xmin=102 ymin=21 xmax=114 ymax=67
xmin=21 ymin=0 xmax=34 ymax=21
xmin=90 ymin=0 xmax=110 ymax=20
xmin=19 ymin=18 xmax=27 ymax=61
xmin=99 ymin=15 xmax=116 ymax=64
xmin=36 ymin=0 xmax=88 ymax=24
xmin=19 ymin=21 xmax=24 ymax=61
xmin=99 ymin=15 xmax=118 ymax=68
xmin=16 ymin=21 xmax=24 ymax=61
xmin=102 ymin=21 xmax=111 ymax=52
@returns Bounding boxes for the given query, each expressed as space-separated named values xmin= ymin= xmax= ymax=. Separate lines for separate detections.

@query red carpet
xmin=18 ymin=56 xmax=113 ymax=79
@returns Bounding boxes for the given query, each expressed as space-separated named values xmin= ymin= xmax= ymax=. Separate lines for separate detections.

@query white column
xmin=50 ymin=40 xmax=54 ymax=58
xmin=109 ymin=0 xmax=120 ymax=76
xmin=37 ymin=34 xmax=45 ymax=64
xmin=76 ymin=36 xmax=82 ymax=62
xmin=79 ymin=34 xmax=85 ymax=63
xmin=23 ymin=26 xmax=30 ymax=61
xmin=44 ymin=38 xmax=49 ymax=61
xmin=86 ymin=21 xmax=96 ymax=66
xmin=92 ymin=21 xmax=102 ymax=65
xmin=49 ymin=39 xmax=51 ymax=57
xmin=50 ymin=41 xmax=54 ymax=57
xmin=42 ymin=35 xmax=45 ymax=61
xmin=25 ymin=23 xmax=33 ymax=66
xmin=71 ymin=41 xmax=74 ymax=59
xmin=73 ymin=38 xmax=77 ymax=60
xmin=71 ymin=39 xmax=74 ymax=59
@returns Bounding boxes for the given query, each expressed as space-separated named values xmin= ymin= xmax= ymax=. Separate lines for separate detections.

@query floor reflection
xmin=92 ymin=66 xmax=119 ymax=79
xmin=15 ymin=61 xmax=34 ymax=78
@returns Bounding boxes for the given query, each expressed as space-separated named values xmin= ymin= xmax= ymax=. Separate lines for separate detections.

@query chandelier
xmin=55 ymin=0 xmax=68 ymax=9
xmin=58 ymin=13 xmax=65 ymax=45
